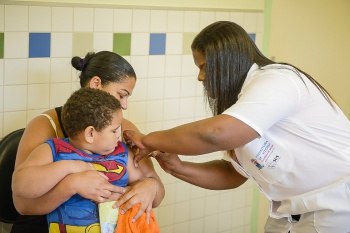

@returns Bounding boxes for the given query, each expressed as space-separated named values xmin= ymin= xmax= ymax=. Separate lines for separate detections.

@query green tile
xmin=113 ymin=33 xmax=131 ymax=56
xmin=72 ymin=32 xmax=93 ymax=57
xmin=182 ymin=33 xmax=197 ymax=55
xmin=0 ymin=33 xmax=4 ymax=59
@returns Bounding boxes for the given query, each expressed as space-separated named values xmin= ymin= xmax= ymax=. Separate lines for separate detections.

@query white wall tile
xmin=5 ymin=5 xmax=28 ymax=31
xmin=73 ymin=7 xmax=94 ymax=32
xmin=165 ymin=55 xmax=182 ymax=76
xmin=174 ymin=201 xmax=190 ymax=223
xmin=255 ymin=32 xmax=264 ymax=51
xmin=243 ymin=12 xmax=258 ymax=33
xmin=190 ymin=197 xmax=205 ymax=219
xmin=3 ymin=111 xmax=26 ymax=135
xmin=174 ymin=221 xmax=190 ymax=233
xmin=232 ymin=208 xmax=246 ymax=228
xmin=146 ymin=99 xmax=163 ymax=122
xmin=4 ymin=32 xmax=28 ymax=58
xmin=166 ymin=33 xmax=183 ymax=55
xmin=27 ymin=84 xmax=50 ymax=109
xmin=4 ymin=59 xmax=27 ymax=85
xmin=184 ymin=11 xmax=200 ymax=32
xmin=131 ymin=78 xmax=147 ymax=101
xmin=4 ymin=85 xmax=27 ymax=111
xmin=167 ymin=11 xmax=184 ymax=32
xmin=204 ymin=214 xmax=219 ymax=233
xmin=49 ymin=83 xmax=72 ymax=108
xmin=0 ymin=6 xmax=5 ymax=31
xmin=132 ymin=9 xmax=150 ymax=32
xmin=51 ymin=33 xmax=73 ymax=57
xmin=150 ymin=10 xmax=167 ymax=32
xmin=181 ymin=55 xmax=197 ymax=76
xmin=164 ymin=76 xmax=180 ymax=98
xmin=163 ymin=98 xmax=179 ymax=120
xmin=195 ymin=77 xmax=204 ymax=96
xmin=179 ymin=97 xmax=195 ymax=118
xmin=52 ymin=7 xmax=73 ymax=32
xmin=94 ymin=8 xmax=113 ymax=32
xmin=28 ymin=58 xmax=50 ymax=84
xmin=199 ymin=11 xmax=216 ymax=30
xmin=230 ymin=12 xmax=244 ymax=27
xmin=29 ymin=6 xmax=51 ymax=32
xmin=130 ymin=56 xmax=149 ymax=78
xmin=189 ymin=218 xmax=205 ymax=233
xmin=148 ymin=56 xmax=165 ymax=77
xmin=145 ymin=121 xmax=162 ymax=133
xmin=180 ymin=76 xmax=197 ymax=97
xmin=218 ymin=211 xmax=232 ymax=232
xmin=175 ymin=181 xmax=191 ymax=202
xmin=195 ymin=96 xmax=208 ymax=117
xmin=215 ymin=11 xmax=231 ymax=21
xmin=93 ymin=32 xmax=113 ymax=52
xmin=113 ymin=9 xmax=132 ymax=32
xmin=257 ymin=12 xmax=265 ymax=33
xmin=127 ymin=101 xmax=147 ymax=123
xmin=158 ymin=204 xmax=175 ymax=227
xmin=147 ymin=77 xmax=164 ymax=100
xmin=50 ymin=58 xmax=72 ymax=83
xmin=205 ymin=194 xmax=220 ymax=216
xmin=162 ymin=119 xmax=179 ymax=130
xmin=131 ymin=33 xmax=149 ymax=55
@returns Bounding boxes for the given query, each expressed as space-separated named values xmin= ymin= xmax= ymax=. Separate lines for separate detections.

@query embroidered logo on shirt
xmin=251 ymin=159 xmax=264 ymax=170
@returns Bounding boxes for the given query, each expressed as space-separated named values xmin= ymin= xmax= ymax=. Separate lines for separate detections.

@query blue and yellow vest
xmin=46 ymin=138 xmax=128 ymax=233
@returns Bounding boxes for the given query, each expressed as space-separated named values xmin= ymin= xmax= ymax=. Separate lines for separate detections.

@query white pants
xmin=264 ymin=211 xmax=350 ymax=233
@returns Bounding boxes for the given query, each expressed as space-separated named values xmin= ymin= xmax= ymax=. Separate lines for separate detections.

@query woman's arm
xmin=12 ymin=143 xmax=93 ymax=199
xmin=14 ymin=170 xmax=121 ymax=215
xmin=155 ymin=152 xmax=247 ymax=189
xmin=124 ymin=114 xmax=259 ymax=163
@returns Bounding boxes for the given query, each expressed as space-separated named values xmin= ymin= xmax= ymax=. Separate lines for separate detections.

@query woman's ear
xmin=89 ymin=76 xmax=102 ymax=89
xmin=84 ymin=126 xmax=95 ymax=143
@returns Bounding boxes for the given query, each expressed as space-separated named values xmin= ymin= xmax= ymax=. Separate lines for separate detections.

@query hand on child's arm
xmin=113 ymin=178 xmax=158 ymax=223
xmin=68 ymin=170 xmax=125 ymax=203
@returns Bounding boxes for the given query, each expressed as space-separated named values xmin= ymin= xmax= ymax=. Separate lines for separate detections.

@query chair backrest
xmin=0 ymin=128 xmax=25 ymax=223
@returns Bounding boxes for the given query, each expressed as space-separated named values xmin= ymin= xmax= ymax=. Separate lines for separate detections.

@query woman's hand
xmin=123 ymin=130 xmax=152 ymax=166
xmin=152 ymin=151 xmax=182 ymax=175
xmin=67 ymin=170 xmax=125 ymax=203
xmin=113 ymin=178 xmax=158 ymax=223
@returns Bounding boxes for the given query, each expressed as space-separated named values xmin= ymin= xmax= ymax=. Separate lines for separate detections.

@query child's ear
xmin=84 ymin=126 xmax=95 ymax=143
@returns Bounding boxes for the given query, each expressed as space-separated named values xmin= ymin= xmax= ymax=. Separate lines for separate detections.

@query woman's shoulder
xmin=121 ymin=118 xmax=139 ymax=132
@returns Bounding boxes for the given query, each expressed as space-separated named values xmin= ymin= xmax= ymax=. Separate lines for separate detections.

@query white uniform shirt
xmin=222 ymin=63 xmax=350 ymax=220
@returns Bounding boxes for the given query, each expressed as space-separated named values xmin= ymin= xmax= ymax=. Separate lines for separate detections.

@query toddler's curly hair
xmin=61 ymin=87 xmax=121 ymax=138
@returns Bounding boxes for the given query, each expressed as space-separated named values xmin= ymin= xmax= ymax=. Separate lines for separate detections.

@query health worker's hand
xmin=123 ymin=130 xmax=153 ymax=167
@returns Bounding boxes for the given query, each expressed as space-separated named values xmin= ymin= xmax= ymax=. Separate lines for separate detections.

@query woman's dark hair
xmin=71 ymin=51 xmax=136 ymax=87
xmin=61 ymin=87 xmax=121 ymax=138
xmin=191 ymin=21 xmax=333 ymax=115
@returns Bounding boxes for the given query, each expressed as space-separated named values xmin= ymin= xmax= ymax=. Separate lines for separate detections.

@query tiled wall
xmin=0 ymin=3 xmax=264 ymax=233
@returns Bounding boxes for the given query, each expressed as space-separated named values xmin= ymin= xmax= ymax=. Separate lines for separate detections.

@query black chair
xmin=0 ymin=128 xmax=24 ymax=223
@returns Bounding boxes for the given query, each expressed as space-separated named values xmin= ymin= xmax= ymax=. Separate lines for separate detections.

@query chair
xmin=0 ymin=128 xmax=24 ymax=223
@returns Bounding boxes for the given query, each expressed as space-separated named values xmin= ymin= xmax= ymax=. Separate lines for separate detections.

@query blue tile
xmin=248 ymin=33 xmax=256 ymax=42
xmin=149 ymin=33 xmax=166 ymax=55
xmin=29 ymin=33 xmax=51 ymax=58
